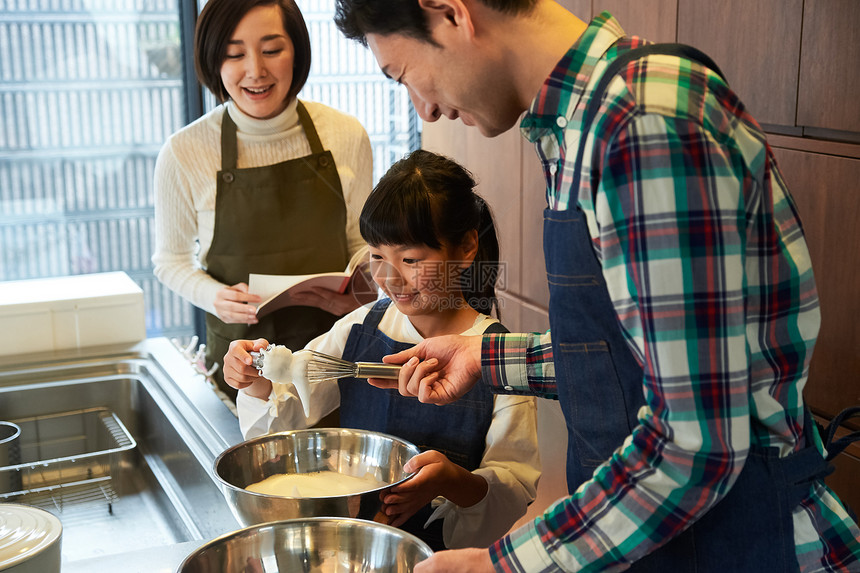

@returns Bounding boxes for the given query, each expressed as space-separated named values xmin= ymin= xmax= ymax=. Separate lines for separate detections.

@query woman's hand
xmin=288 ymin=286 xmax=362 ymax=316
xmin=370 ymin=335 xmax=483 ymax=404
xmin=414 ymin=548 xmax=495 ymax=573
xmin=381 ymin=450 xmax=487 ymax=527
xmin=214 ymin=282 xmax=261 ymax=324
xmin=222 ymin=338 xmax=271 ymax=399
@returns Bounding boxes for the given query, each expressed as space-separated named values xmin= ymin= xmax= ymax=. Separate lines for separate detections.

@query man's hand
xmin=414 ymin=548 xmax=495 ymax=573
xmin=368 ymin=335 xmax=483 ymax=405
xmin=222 ymin=338 xmax=271 ymax=399
xmin=214 ymin=282 xmax=261 ymax=324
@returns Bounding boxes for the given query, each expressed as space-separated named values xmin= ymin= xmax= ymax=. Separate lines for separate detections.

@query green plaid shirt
xmin=481 ymin=12 xmax=860 ymax=572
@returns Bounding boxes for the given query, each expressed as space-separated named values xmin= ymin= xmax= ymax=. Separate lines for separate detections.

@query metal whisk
xmin=251 ymin=346 xmax=402 ymax=382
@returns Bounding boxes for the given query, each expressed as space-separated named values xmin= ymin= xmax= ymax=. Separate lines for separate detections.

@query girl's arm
xmin=438 ymin=395 xmax=541 ymax=549
xmin=382 ymin=395 xmax=541 ymax=549
xmin=151 ymin=138 xmax=225 ymax=315
xmin=234 ymin=305 xmax=372 ymax=439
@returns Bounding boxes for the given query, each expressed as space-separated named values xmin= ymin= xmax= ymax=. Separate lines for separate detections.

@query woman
xmin=152 ymin=0 xmax=373 ymax=401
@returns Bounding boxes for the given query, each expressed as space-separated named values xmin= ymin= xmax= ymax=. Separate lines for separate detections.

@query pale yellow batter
xmin=246 ymin=470 xmax=387 ymax=498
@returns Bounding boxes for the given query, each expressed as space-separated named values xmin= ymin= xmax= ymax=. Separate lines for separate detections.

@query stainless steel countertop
xmin=63 ymin=540 xmax=203 ymax=573
xmin=0 ymin=337 xmax=245 ymax=571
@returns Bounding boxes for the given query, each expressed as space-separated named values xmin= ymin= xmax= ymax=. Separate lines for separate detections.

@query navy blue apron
xmin=555 ymin=43 xmax=838 ymax=570
xmin=339 ymin=299 xmax=505 ymax=550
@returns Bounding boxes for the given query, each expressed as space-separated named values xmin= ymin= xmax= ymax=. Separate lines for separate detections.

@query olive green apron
xmin=204 ymin=101 xmax=349 ymax=402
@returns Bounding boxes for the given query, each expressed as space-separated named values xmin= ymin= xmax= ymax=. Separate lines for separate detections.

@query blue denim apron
xmin=544 ymin=207 xmax=645 ymax=492
xmin=553 ymin=43 xmax=837 ymax=570
xmin=339 ymin=299 xmax=505 ymax=550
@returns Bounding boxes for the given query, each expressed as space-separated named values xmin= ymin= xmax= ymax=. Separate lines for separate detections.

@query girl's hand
xmin=288 ymin=286 xmax=362 ymax=316
xmin=371 ymin=335 xmax=483 ymax=404
xmin=380 ymin=450 xmax=487 ymax=527
xmin=214 ymin=282 xmax=261 ymax=324
xmin=413 ymin=548 xmax=494 ymax=573
xmin=222 ymin=338 xmax=271 ymax=399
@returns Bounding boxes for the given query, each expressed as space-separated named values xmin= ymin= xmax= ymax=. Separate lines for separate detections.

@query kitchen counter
xmin=64 ymin=540 xmax=204 ymax=573
xmin=0 ymin=337 xmax=245 ymax=571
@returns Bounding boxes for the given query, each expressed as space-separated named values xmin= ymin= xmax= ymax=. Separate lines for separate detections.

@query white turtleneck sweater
xmin=152 ymin=99 xmax=373 ymax=315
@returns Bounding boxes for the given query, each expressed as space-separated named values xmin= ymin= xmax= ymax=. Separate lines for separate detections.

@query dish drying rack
xmin=0 ymin=407 xmax=136 ymax=514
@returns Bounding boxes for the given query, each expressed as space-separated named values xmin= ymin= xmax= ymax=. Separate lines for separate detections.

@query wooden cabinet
xmin=797 ymin=0 xmax=860 ymax=133
xmin=595 ymin=0 xmax=677 ymax=43
xmin=677 ymin=0 xmax=803 ymax=127
xmin=770 ymin=145 xmax=860 ymax=419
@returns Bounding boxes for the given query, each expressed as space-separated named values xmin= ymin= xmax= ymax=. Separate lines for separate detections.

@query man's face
xmin=367 ymin=32 xmax=523 ymax=138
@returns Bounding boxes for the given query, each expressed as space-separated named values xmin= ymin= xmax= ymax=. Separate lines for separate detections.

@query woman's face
xmin=220 ymin=4 xmax=294 ymax=119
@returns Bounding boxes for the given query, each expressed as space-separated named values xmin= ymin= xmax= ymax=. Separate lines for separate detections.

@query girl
xmin=223 ymin=150 xmax=540 ymax=551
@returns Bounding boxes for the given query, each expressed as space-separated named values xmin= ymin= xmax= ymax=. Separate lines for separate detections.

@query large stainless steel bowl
xmin=177 ymin=517 xmax=433 ymax=573
xmin=214 ymin=428 xmax=420 ymax=526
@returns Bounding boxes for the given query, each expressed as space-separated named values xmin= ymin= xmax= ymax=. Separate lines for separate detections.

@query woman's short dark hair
xmin=195 ymin=0 xmax=311 ymax=103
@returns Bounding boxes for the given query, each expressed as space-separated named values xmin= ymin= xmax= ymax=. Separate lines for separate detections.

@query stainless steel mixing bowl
xmin=214 ymin=428 xmax=420 ymax=526
xmin=176 ymin=517 xmax=433 ymax=573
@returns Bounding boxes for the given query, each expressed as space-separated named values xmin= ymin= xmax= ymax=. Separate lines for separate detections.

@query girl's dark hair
xmin=360 ymin=150 xmax=501 ymax=318
xmin=195 ymin=0 xmax=311 ymax=103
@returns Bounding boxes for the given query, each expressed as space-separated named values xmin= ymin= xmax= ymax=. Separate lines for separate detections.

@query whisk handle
xmin=353 ymin=363 xmax=402 ymax=379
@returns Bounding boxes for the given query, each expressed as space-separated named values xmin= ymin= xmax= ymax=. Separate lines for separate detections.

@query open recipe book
xmin=249 ymin=246 xmax=377 ymax=317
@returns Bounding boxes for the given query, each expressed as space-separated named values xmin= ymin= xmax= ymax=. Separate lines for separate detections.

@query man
xmin=334 ymin=0 xmax=860 ymax=571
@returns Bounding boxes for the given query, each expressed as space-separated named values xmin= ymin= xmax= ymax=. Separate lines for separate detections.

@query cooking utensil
xmin=251 ymin=346 xmax=402 ymax=382
xmin=213 ymin=428 xmax=419 ymax=527
xmin=176 ymin=517 xmax=433 ymax=573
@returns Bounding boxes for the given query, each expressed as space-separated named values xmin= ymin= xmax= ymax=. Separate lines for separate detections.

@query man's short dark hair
xmin=334 ymin=0 xmax=537 ymax=46
xmin=195 ymin=0 xmax=311 ymax=103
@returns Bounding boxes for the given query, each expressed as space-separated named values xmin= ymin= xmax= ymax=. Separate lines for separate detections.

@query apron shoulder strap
xmin=220 ymin=107 xmax=239 ymax=170
xmin=295 ymin=100 xmax=326 ymax=155
xmin=221 ymin=101 xmax=327 ymax=169
xmin=362 ymin=298 xmax=393 ymax=330
xmin=483 ymin=321 xmax=510 ymax=334
xmin=572 ymin=42 xmax=727 ymax=196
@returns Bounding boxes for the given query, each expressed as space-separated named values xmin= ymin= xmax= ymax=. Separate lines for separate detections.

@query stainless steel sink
xmin=0 ymin=338 xmax=245 ymax=571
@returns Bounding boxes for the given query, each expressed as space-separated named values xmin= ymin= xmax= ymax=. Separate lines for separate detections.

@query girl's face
xmin=368 ymin=239 xmax=474 ymax=319
xmin=220 ymin=4 xmax=294 ymax=119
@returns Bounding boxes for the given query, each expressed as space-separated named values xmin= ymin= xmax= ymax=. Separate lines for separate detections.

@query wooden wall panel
xmin=423 ymin=120 xmax=525 ymax=302
xmin=797 ymin=0 xmax=860 ymax=133
xmin=771 ymin=147 xmax=860 ymax=419
xmin=509 ymin=399 xmax=569 ymax=533
xmin=520 ymin=143 xmax=551 ymax=310
xmin=595 ymin=0 xmax=678 ymax=43
xmin=677 ymin=0 xmax=803 ymax=127
xmin=559 ymin=0 xmax=591 ymax=21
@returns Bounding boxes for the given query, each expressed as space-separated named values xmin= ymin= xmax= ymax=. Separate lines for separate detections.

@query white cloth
xmin=152 ymin=98 xmax=373 ymax=314
xmin=237 ymin=304 xmax=541 ymax=549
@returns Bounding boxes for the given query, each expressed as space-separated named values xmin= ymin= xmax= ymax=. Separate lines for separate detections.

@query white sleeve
xmin=343 ymin=126 xmax=373 ymax=257
xmin=151 ymin=139 xmax=224 ymax=314
xmin=435 ymin=394 xmax=541 ymax=549
xmin=235 ymin=305 xmax=372 ymax=440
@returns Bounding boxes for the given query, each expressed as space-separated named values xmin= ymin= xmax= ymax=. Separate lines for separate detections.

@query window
xmin=0 ymin=0 xmax=418 ymax=341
